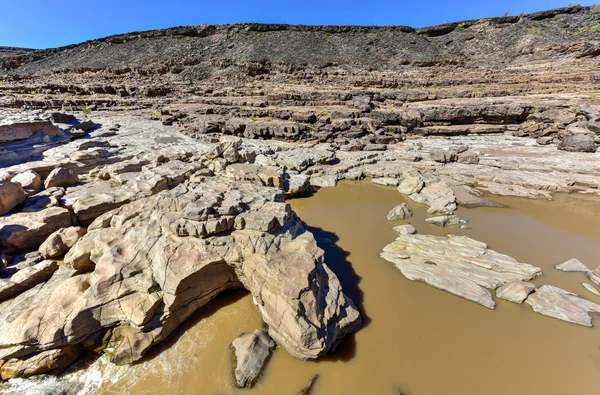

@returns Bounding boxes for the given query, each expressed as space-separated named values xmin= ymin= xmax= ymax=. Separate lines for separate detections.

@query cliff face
xmin=3 ymin=5 xmax=600 ymax=79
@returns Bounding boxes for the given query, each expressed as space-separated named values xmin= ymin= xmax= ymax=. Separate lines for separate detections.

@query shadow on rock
xmin=302 ymin=223 xmax=370 ymax=363
xmin=133 ymin=288 xmax=249 ymax=364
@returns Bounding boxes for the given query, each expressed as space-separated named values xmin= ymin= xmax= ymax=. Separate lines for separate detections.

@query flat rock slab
xmin=381 ymin=234 xmax=542 ymax=309
xmin=555 ymin=258 xmax=590 ymax=272
xmin=525 ymin=285 xmax=600 ymax=327
xmin=372 ymin=177 xmax=399 ymax=186
xmin=496 ymin=281 xmax=535 ymax=304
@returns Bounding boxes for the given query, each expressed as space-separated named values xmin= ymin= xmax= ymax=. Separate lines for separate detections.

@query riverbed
xmin=2 ymin=181 xmax=599 ymax=395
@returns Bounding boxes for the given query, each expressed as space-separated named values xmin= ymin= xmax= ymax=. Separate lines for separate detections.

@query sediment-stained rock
xmin=231 ymin=330 xmax=275 ymax=388
xmin=380 ymin=234 xmax=542 ymax=309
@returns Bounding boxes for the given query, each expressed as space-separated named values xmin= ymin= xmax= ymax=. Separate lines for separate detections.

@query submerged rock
xmin=231 ymin=330 xmax=275 ymax=388
xmin=381 ymin=234 xmax=542 ymax=309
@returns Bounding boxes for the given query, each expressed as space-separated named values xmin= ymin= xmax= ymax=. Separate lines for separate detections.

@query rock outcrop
xmin=0 ymin=121 xmax=361 ymax=379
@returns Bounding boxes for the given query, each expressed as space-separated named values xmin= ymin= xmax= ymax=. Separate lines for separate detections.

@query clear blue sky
xmin=1 ymin=0 xmax=596 ymax=49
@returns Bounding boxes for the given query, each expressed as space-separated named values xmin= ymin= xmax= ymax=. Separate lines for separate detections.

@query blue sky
xmin=1 ymin=0 xmax=596 ymax=49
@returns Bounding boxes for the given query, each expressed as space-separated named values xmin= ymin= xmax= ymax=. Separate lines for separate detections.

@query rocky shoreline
xmin=2 ymin=5 xmax=600 ymax=389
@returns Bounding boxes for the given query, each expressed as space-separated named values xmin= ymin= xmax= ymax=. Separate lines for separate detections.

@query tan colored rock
xmin=386 ymin=203 xmax=413 ymax=221
xmin=0 ymin=181 xmax=26 ymax=216
xmin=44 ymin=167 xmax=79 ymax=189
xmin=397 ymin=176 xmax=424 ymax=195
xmin=393 ymin=224 xmax=416 ymax=235
xmin=372 ymin=177 xmax=399 ymax=186
xmin=11 ymin=170 xmax=43 ymax=195
xmin=39 ymin=226 xmax=87 ymax=259
xmin=0 ymin=178 xmax=360 ymax=374
xmin=415 ymin=181 xmax=457 ymax=212
xmin=0 ymin=207 xmax=72 ymax=253
xmin=0 ymin=260 xmax=59 ymax=302
xmin=425 ymin=215 xmax=461 ymax=227
xmin=496 ymin=281 xmax=536 ymax=304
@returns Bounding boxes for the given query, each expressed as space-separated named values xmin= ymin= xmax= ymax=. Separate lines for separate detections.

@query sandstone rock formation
xmin=381 ymin=234 xmax=542 ymax=309
xmin=2 ymin=4 xmax=600 ymax=385
xmin=0 ymin=118 xmax=361 ymax=379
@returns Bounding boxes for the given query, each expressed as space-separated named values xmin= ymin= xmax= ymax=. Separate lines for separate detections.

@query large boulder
xmin=39 ymin=226 xmax=87 ymax=259
xmin=231 ymin=330 xmax=276 ymax=388
xmin=44 ymin=167 xmax=79 ymax=189
xmin=11 ymin=170 xmax=43 ymax=195
xmin=0 ymin=181 xmax=26 ymax=215
xmin=558 ymin=135 xmax=597 ymax=153
xmin=0 ymin=207 xmax=73 ymax=253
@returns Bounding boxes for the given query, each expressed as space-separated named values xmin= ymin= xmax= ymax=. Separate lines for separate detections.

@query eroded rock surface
xmin=381 ymin=234 xmax=542 ymax=309
xmin=525 ymin=285 xmax=600 ymax=327
xmin=0 ymin=119 xmax=361 ymax=379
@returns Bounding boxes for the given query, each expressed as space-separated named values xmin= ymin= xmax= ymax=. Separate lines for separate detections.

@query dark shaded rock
xmin=558 ymin=135 xmax=597 ymax=152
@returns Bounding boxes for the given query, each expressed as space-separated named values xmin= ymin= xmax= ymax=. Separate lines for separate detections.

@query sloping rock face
xmin=380 ymin=234 xmax=542 ymax=309
xmin=0 ymin=171 xmax=360 ymax=377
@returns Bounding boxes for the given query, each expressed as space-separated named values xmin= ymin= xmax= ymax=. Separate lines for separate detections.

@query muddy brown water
xmin=2 ymin=181 xmax=600 ymax=395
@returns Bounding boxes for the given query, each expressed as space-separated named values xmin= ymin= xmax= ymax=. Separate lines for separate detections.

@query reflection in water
xmin=2 ymin=181 xmax=600 ymax=395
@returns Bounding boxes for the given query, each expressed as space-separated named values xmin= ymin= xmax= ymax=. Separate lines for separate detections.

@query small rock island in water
xmin=1 ymin=4 xmax=600 ymax=394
